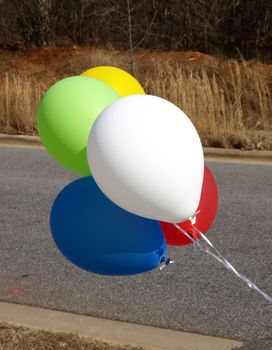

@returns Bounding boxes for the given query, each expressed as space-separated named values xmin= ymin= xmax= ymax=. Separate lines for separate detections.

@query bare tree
xmin=0 ymin=0 xmax=271 ymax=60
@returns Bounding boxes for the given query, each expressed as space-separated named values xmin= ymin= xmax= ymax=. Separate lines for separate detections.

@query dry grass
xmin=0 ymin=73 xmax=46 ymax=134
xmin=142 ymin=57 xmax=272 ymax=149
xmin=0 ymin=322 xmax=143 ymax=350
xmin=0 ymin=47 xmax=271 ymax=149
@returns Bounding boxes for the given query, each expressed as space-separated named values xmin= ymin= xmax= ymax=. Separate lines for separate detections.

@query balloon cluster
xmin=37 ymin=66 xmax=218 ymax=276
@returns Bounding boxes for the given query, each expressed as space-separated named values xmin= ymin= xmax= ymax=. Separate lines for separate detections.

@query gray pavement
xmin=0 ymin=145 xmax=272 ymax=348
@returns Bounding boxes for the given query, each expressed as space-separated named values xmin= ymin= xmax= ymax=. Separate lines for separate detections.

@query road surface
xmin=0 ymin=145 xmax=272 ymax=348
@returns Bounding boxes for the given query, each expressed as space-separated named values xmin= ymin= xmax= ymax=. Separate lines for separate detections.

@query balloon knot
xmin=189 ymin=210 xmax=201 ymax=225
xmin=159 ymin=257 xmax=175 ymax=270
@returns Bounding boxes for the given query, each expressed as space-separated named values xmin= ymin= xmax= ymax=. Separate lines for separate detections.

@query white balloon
xmin=87 ymin=95 xmax=204 ymax=223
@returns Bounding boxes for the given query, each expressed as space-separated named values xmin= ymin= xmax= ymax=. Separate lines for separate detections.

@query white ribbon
xmin=171 ymin=223 xmax=272 ymax=303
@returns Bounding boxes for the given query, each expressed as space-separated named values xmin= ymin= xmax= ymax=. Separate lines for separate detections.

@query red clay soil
xmin=0 ymin=46 xmax=216 ymax=77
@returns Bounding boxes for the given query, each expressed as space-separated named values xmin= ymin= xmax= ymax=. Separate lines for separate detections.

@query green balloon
xmin=37 ymin=76 xmax=120 ymax=176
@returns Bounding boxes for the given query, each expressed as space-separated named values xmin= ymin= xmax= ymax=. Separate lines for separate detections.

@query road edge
xmin=0 ymin=301 xmax=243 ymax=350
xmin=0 ymin=134 xmax=271 ymax=163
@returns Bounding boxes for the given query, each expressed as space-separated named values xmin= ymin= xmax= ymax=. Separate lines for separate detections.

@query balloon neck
xmin=159 ymin=257 xmax=175 ymax=271
xmin=189 ymin=215 xmax=197 ymax=224
xmin=189 ymin=210 xmax=201 ymax=225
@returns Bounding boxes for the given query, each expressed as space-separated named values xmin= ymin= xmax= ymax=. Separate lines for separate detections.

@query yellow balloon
xmin=81 ymin=66 xmax=145 ymax=97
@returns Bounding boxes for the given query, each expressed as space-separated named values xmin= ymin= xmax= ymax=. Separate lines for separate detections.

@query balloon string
xmin=172 ymin=223 xmax=272 ymax=303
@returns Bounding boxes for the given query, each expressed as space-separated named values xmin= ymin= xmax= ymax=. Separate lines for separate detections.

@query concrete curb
xmin=203 ymin=147 xmax=272 ymax=162
xmin=0 ymin=301 xmax=243 ymax=350
xmin=0 ymin=133 xmax=271 ymax=163
xmin=0 ymin=134 xmax=41 ymax=145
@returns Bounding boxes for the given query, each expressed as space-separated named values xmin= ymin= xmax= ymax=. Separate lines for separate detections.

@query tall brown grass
xmin=0 ymin=49 xmax=271 ymax=149
xmin=0 ymin=73 xmax=46 ymax=134
xmin=142 ymin=58 xmax=272 ymax=149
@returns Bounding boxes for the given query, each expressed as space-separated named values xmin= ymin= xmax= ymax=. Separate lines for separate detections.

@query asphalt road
xmin=1 ymin=145 xmax=272 ymax=348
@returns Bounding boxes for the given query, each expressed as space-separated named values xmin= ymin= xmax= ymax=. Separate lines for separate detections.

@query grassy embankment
xmin=0 ymin=47 xmax=271 ymax=150
xmin=0 ymin=322 xmax=143 ymax=350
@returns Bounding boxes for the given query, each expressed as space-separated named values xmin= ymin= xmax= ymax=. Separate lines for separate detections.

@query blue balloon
xmin=50 ymin=177 xmax=166 ymax=276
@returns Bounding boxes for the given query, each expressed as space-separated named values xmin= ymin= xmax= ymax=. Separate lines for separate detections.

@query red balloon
xmin=160 ymin=165 xmax=218 ymax=246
